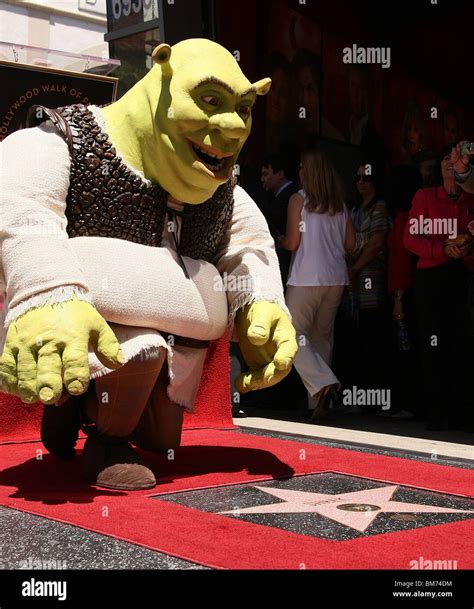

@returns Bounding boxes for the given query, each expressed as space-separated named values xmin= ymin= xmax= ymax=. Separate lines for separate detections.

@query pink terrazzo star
xmin=220 ymin=485 xmax=474 ymax=532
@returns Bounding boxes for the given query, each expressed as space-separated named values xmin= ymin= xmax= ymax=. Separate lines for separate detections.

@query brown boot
xmin=82 ymin=433 xmax=156 ymax=491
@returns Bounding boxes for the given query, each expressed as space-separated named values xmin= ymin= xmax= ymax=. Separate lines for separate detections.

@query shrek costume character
xmin=0 ymin=39 xmax=297 ymax=491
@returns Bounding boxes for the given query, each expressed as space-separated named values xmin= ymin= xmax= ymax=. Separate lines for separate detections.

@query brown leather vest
xmin=26 ymin=103 xmax=235 ymax=263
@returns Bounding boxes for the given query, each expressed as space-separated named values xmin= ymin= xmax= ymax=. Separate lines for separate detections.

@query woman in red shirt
xmin=403 ymin=145 xmax=474 ymax=431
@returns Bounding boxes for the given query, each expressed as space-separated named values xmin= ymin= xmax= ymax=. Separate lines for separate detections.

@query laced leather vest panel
xmin=27 ymin=104 xmax=235 ymax=263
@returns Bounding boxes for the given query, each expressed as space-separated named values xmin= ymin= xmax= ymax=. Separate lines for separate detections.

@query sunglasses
xmin=354 ymin=175 xmax=373 ymax=183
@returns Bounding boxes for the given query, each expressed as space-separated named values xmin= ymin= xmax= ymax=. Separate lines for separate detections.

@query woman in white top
xmin=281 ymin=150 xmax=355 ymax=418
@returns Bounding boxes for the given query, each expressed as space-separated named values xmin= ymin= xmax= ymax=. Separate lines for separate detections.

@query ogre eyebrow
xmin=193 ymin=77 xmax=256 ymax=98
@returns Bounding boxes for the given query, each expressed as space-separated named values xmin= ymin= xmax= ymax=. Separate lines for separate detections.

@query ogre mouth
xmin=188 ymin=140 xmax=234 ymax=175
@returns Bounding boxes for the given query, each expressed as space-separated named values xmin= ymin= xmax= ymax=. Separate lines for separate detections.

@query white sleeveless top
xmin=287 ymin=190 xmax=349 ymax=286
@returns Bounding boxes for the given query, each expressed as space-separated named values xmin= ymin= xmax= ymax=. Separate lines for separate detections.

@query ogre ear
xmin=252 ymin=77 xmax=272 ymax=96
xmin=152 ymin=44 xmax=173 ymax=77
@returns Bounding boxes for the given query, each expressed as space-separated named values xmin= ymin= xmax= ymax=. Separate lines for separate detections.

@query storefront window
xmin=109 ymin=28 xmax=160 ymax=96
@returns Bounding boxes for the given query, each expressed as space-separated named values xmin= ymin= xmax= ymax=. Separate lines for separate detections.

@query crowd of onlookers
xmin=236 ymin=142 xmax=474 ymax=433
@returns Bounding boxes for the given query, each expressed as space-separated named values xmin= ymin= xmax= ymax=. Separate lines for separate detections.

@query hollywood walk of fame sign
xmin=154 ymin=472 xmax=474 ymax=541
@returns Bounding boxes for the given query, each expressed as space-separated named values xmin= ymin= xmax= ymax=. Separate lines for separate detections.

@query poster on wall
xmin=0 ymin=61 xmax=118 ymax=141
xmin=383 ymin=67 xmax=438 ymax=167
xmin=263 ymin=0 xmax=321 ymax=156
xmin=321 ymin=32 xmax=384 ymax=151
xmin=433 ymin=97 xmax=472 ymax=150
xmin=321 ymin=32 xmax=386 ymax=174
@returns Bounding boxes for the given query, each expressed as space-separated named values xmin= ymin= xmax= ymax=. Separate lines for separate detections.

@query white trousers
xmin=285 ymin=285 xmax=344 ymax=398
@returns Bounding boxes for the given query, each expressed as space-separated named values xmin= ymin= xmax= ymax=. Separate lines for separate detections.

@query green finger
xmin=273 ymin=337 xmax=298 ymax=370
xmin=62 ymin=343 xmax=90 ymax=395
xmin=0 ymin=347 xmax=18 ymax=394
xmin=95 ymin=322 xmax=124 ymax=369
xmin=37 ymin=345 xmax=64 ymax=404
xmin=17 ymin=348 xmax=39 ymax=404
xmin=235 ymin=363 xmax=289 ymax=393
xmin=272 ymin=315 xmax=297 ymax=370
xmin=0 ymin=372 xmax=20 ymax=396
xmin=247 ymin=315 xmax=272 ymax=346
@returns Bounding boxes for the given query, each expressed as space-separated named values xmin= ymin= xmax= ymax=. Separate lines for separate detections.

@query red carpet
xmin=0 ymin=335 xmax=235 ymax=444
xmin=0 ymin=429 xmax=473 ymax=569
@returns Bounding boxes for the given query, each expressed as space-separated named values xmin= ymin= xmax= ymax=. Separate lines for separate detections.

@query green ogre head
xmin=102 ymin=38 xmax=271 ymax=204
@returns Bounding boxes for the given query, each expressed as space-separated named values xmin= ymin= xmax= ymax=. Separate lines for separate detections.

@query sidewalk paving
xmin=236 ymin=408 xmax=474 ymax=464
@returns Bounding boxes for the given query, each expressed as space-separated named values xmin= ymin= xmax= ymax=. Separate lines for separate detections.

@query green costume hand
xmin=0 ymin=295 xmax=124 ymax=405
xmin=235 ymin=301 xmax=297 ymax=393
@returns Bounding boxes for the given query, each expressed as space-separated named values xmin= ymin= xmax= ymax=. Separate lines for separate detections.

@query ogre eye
xmin=202 ymin=95 xmax=219 ymax=107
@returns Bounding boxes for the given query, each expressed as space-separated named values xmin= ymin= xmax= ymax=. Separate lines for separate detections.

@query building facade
xmin=0 ymin=0 xmax=109 ymax=61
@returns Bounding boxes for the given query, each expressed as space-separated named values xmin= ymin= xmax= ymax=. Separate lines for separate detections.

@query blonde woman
xmin=281 ymin=150 xmax=355 ymax=418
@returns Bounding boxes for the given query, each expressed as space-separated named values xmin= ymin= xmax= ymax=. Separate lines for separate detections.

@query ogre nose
xmin=209 ymin=113 xmax=248 ymax=139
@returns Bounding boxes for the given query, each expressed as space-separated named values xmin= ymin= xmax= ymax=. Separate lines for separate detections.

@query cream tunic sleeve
xmin=0 ymin=121 xmax=92 ymax=322
xmin=213 ymin=184 xmax=291 ymax=330
xmin=0 ymin=120 xmax=228 ymax=345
